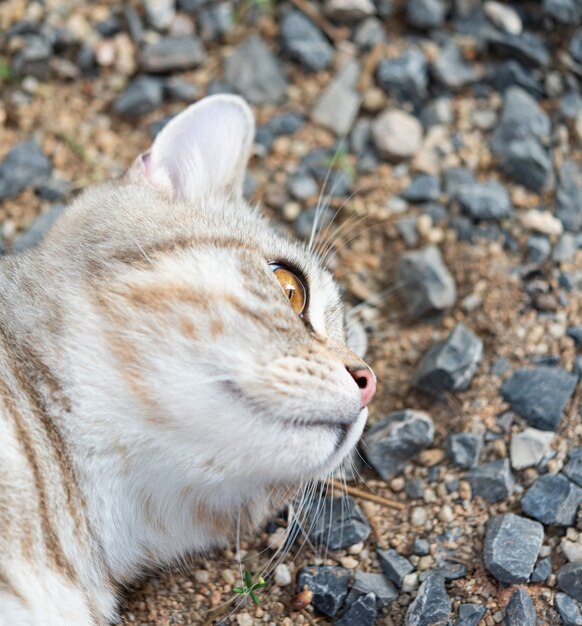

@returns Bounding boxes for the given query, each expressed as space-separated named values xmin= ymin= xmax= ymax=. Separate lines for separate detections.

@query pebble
xmin=411 ymin=506 xmax=428 ymax=526
xmin=500 ymin=138 xmax=552 ymax=193
xmin=412 ymin=323 xmax=483 ymax=395
xmin=413 ymin=538 xmax=430 ymax=556
xmin=455 ymin=180 xmax=512 ymax=221
xmin=372 ymin=108 xmax=424 ymax=160
xmin=520 ymin=208 xmax=564 ymax=236
xmin=503 ymin=588 xmax=537 ymax=626
xmin=447 ymin=433 xmax=483 ymax=469
xmin=465 ymin=459 xmax=515 ymax=503
xmin=432 ymin=41 xmax=478 ymax=90
xmin=456 ymin=603 xmax=486 ymax=626
xmin=501 ymin=366 xmax=578 ymax=431
xmin=279 ymin=10 xmax=334 ymax=72
xmin=0 ymin=140 xmax=52 ymax=200
xmin=531 ymin=557 xmax=552 ymax=583
xmin=401 ymin=174 xmax=441 ymax=202
xmin=510 ymin=428 xmax=554 ymax=470
xmin=376 ymin=50 xmax=429 ymax=105
xmin=402 ymin=572 xmax=420 ymax=593
xmin=483 ymin=513 xmax=544 ymax=584
xmin=143 ymin=0 xmax=176 ymax=30
xmin=559 ymin=562 xmax=582 ymax=603
xmin=354 ymin=17 xmax=386 ymax=50
xmin=484 ymin=1 xmax=522 ymax=35
xmin=224 ymin=36 xmax=286 ymax=105
xmin=543 ymin=0 xmax=582 ymax=24
xmin=324 ymin=0 xmax=376 ymax=22
xmin=397 ymin=245 xmax=457 ymax=319
xmin=487 ymin=30 xmax=550 ymax=68
xmin=555 ymin=592 xmax=582 ymax=626
xmin=113 ymin=76 xmax=164 ymax=117
xmin=364 ymin=409 xmax=435 ymax=480
xmin=336 ymin=592 xmax=376 ymax=626
xmin=521 ymin=474 xmax=582 ymax=527
xmin=405 ymin=573 xmax=451 ymax=626
xmin=377 ymin=548 xmax=415 ymax=588
xmin=306 ymin=496 xmax=371 ymax=550
xmin=564 ymin=449 xmax=582 ymax=487
xmin=140 ymin=36 xmax=205 ymax=73
xmin=406 ymin=0 xmax=446 ymax=29
xmin=312 ymin=60 xmax=361 ymax=136
xmin=556 ymin=161 xmax=582 ymax=232
xmin=526 ymin=235 xmax=551 ymax=264
xmin=348 ymin=572 xmax=398 ymax=608
xmin=274 ymin=564 xmax=292 ymax=586
xmin=288 ymin=172 xmax=318 ymax=200
xmin=296 ymin=566 xmax=350 ymax=617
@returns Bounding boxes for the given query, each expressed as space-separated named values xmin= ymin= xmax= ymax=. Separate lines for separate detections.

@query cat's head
xmin=47 ymin=95 xmax=375 ymax=493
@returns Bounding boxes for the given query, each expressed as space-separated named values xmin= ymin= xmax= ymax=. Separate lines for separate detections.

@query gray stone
xmin=526 ymin=235 xmax=551 ymax=264
xmin=268 ymin=112 xmax=304 ymax=136
xmin=510 ymin=428 xmax=554 ymax=470
xmin=530 ymin=557 xmax=552 ymax=583
xmin=397 ymin=217 xmax=420 ymax=247
xmin=559 ymin=563 xmax=582 ymax=603
xmin=557 ymin=161 xmax=582 ymax=232
xmin=354 ymin=17 xmax=386 ymax=50
xmin=198 ymin=3 xmax=233 ymax=42
xmin=140 ymin=36 xmax=205 ymax=73
xmin=288 ymin=173 xmax=318 ymax=201
xmin=571 ymin=29 xmax=582 ymax=64
xmin=372 ymin=109 xmax=423 ymax=161
xmin=324 ymin=0 xmax=376 ymax=22
xmin=377 ymin=548 xmax=415 ymax=588
xmin=561 ymin=91 xmax=582 ymax=120
xmin=364 ymin=410 xmax=434 ymax=480
xmin=405 ymin=573 xmax=451 ymax=626
xmin=224 ymin=36 xmax=286 ymax=105
xmin=397 ymin=245 xmax=456 ymax=319
xmin=312 ymin=60 xmax=361 ymax=136
xmin=484 ymin=1 xmax=522 ymax=34
xmin=413 ymin=538 xmax=430 ymax=555
xmin=432 ymin=42 xmax=478 ymax=90
xmin=499 ymin=137 xmax=552 ymax=193
xmin=555 ymin=592 xmax=582 ymax=626
xmin=455 ymin=603 xmax=486 ymax=626
xmin=35 ymin=178 xmax=69 ymax=202
xmin=412 ymin=323 xmax=483 ymax=395
xmin=406 ymin=479 xmax=425 ymax=500
xmin=401 ymin=174 xmax=440 ymax=202
xmin=164 ymin=77 xmax=198 ymax=101
xmin=296 ymin=566 xmax=350 ymax=617
xmin=543 ymin=0 xmax=582 ymax=24
xmin=11 ymin=35 xmax=52 ymax=79
xmin=447 ymin=433 xmax=482 ymax=469
xmin=376 ymin=50 xmax=428 ymax=104
xmin=554 ymin=233 xmax=577 ymax=262
xmin=465 ymin=459 xmax=515 ymax=503
xmin=420 ymin=97 xmax=454 ymax=129
xmin=348 ymin=572 xmax=398 ymax=608
xmin=503 ymin=588 xmax=536 ymax=626
xmin=455 ymin=180 xmax=512 ymax=221
xmin=483 ymin=513 xmax=543 ymax=584
xmin=486 ymin=30 xmax=550 ymax=68
xmin=493 ymin=61 xmax=545 ymax=99
xmin=501 ymin=367 xmax=578 ymax=431
xmin=143 ymin=0 xmax=175 ymax=29
xmin=0 ymin=141 xmax=52 ymax=200
xmin=280 ymin=10 xmax=334 ymax=72
xmin=113 ymin=76 xmax=164 ymax=117
xmin=336 ymin=592 xmax=376 ymax=626
xmin=564 ymin=449 xmax=582 ymax=488
xmin=306 ymin=496 xmax=371 ymax=550
xmin=406 ymin=0 xmax=446 ymax=29
xmin=570 ymin=327 xmax=582 ymax=345
xmin=444 ymin=167 xmax=475 ymax=199
xmin=521 ymin=474 xmax=582 ymax=527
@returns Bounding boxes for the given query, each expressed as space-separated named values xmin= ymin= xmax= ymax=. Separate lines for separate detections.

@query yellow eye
xmin=272 ymin=266 xmax=306 ymax=316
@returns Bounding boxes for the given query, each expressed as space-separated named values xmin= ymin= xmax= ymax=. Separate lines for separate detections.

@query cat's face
xmin=48 ymin=96 xmax=375 ymax=493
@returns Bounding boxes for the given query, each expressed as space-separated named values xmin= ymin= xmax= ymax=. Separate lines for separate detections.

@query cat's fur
xmin=0 ymin=95 xmax=374 ymax=625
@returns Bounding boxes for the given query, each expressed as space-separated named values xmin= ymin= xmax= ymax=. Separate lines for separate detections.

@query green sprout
xmin=233 ymin=570 xmax=268 ymax=605
xmin=324 ymin=146 xmax=356 ymax=180
xmin=0 ymin=60 xmax=12 ymax=82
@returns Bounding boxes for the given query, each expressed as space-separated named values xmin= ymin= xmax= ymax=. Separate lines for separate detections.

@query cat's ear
xmin=129 ymin=95 xmax=254 ymax=202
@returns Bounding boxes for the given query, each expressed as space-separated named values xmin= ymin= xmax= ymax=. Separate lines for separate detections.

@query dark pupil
xmin=285 ymin=285 xmax=294 ymax=300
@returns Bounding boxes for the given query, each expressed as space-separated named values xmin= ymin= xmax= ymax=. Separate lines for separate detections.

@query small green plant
xmin=233 ymin=570 xmax=268 ymax=605
xmin=324 ymin=146 xmax=356 ymax=180
xmin=0 ymin=59 xmax=12 ymax=82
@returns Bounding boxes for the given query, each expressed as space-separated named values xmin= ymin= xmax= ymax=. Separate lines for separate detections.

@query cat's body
xmin=0 ymin=96 xmax=375 ymax=625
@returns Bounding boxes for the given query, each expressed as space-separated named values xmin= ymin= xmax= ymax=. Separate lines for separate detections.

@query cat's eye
xmin=271 ymin=266 xmax=306 ymax=316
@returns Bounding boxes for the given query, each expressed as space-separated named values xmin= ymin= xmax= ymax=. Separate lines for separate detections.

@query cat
xmin=0 ymin=94 xmax=376 ymax=626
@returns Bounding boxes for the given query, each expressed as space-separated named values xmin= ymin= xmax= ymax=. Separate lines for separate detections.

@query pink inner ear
xmin=140 ymin=151 xmax=174 ymax=196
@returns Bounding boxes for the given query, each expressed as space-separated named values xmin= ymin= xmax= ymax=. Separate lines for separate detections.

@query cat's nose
xmin=347 ymin=366 xmax=376 ymax=407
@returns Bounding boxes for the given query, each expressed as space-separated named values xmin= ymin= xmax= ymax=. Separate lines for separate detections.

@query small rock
xmin=571 ymin=29 xmax=582 ymax=64
xmin=483 ymin=513 xmax=544 ymax=584
xmin=510 ymin=428 xmax=554 ymax=470
xmin=412 ymin=323 xmax=483 ymax=395
xmin=530 ymin=557 xmax=552 ymax=583
xmin=306 ymin=496 xmax=371 ymax=550
xmin=543 ymin=0 xmax=582 ymax=24
xmin=420 ymin=96 xmax=454 ymax=129
xmin=401 ymin=174 xmax=440 ymax=202
xmin=324 ymin=0 xmax=376 ymax=22
xmin=447 ymin=433 xmax=483 ymax=469
xmin=444 ymin=167 xmax=475 ymax=199
xmin=465 ymin=459 xmax=515 ymax=503
xmin=455 ymin=180 xmax=512 ymax=221
xmin=372 ymin=109 xmax=424 ymax=160
xmin=377 ymin=548 xmax=415 ymax=588
xmin=555 ymin=592 xmax=582 ymax=626
xmin=144 ymin=0 xmax=176 ymax=30
xmin=499 ymin=138 xmax=553 ymax=193
xmin=288 ymin=173 xmax=318 ymax=201
xmin=559 ymin=563 xmax=582 ymax=603
xmin=456 ymin=603 xmax=486 ymax=626
xmin=411 ymin=506 xmax=428 ymax=526
xmin=312 ymin=60 xmax=361 ymax=136
xmin=564 ymin=449 xmax=582 ymax=487
xmin=140 ymin=36 xmax=205 ymax=73
xmin=402 ymin=572 xmax=420 ymax=593
xmin=557 ymin=161 xmax=582 ymax=233
xmin=349 ymin=572 xmax=398 ymax=608
xmin=354 ymin=17 xmax=386 ymax=50
xmin=494 ymin=60 xmax=545 ymax=99
xmin=526 ymin=235 xmax=551 ymax=264
xmin=521 ymin=474 xmax=582 ymax=527
xmin=164 ymin=76 xmax=198 ymax=101
xmin=431 ymin=41 xmax=478 ymax=90
xmin=486 ymin=30 xmax=550 ymax=68
xmin=113 ymin=76 xmax=164 ymax=117
xmin=0 ymin=140 xmax=52 ymax=200
xmin=406 ymin=0 xmax=446 ymax=29
xmin=364 ymin=410 xmax=435 ymax=480
xmin=521 ymin=208 xmax=564 ymax=236
xmin=224 ymin=36 xmax=286 ymax=105
xmin=336 ymin=592 xmax=376 ymax=626
xmin=405 ymin=573 xmax=451 ymax=626
xmin=274 ymin=564 xmax=292 ymax=586
xmin=503 ymin=588 xmax=536 ymax=626
xmin=501 ymin=367 xmax=577 ymax=431
xmin=484 ymin=1 xmax=522 ymax=34
xmin=554 ymin=233 xmax=577 ymax=262
xmin=269 ymin=112 xmax=305 ymax=136
xmin=397 ymin=245 xmax=456 ymax=319
xmin=296 ymin=566 xmax=350 ymax=617
xmin=406 ymin=479 xmax=426 ymax=500
xmin=280 ymin=10 xmax=334 ymax=72
xmin=11 ymin=35 xmax=52 ymax=79
xmin=413 ymin=538 xmax=430 ymax=555
xmin=376 ymin=50 xmax=429 ymax=105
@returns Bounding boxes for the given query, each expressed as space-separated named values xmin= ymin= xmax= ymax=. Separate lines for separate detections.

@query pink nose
xmin=348 ymin=367 xmax=376 ymax=407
